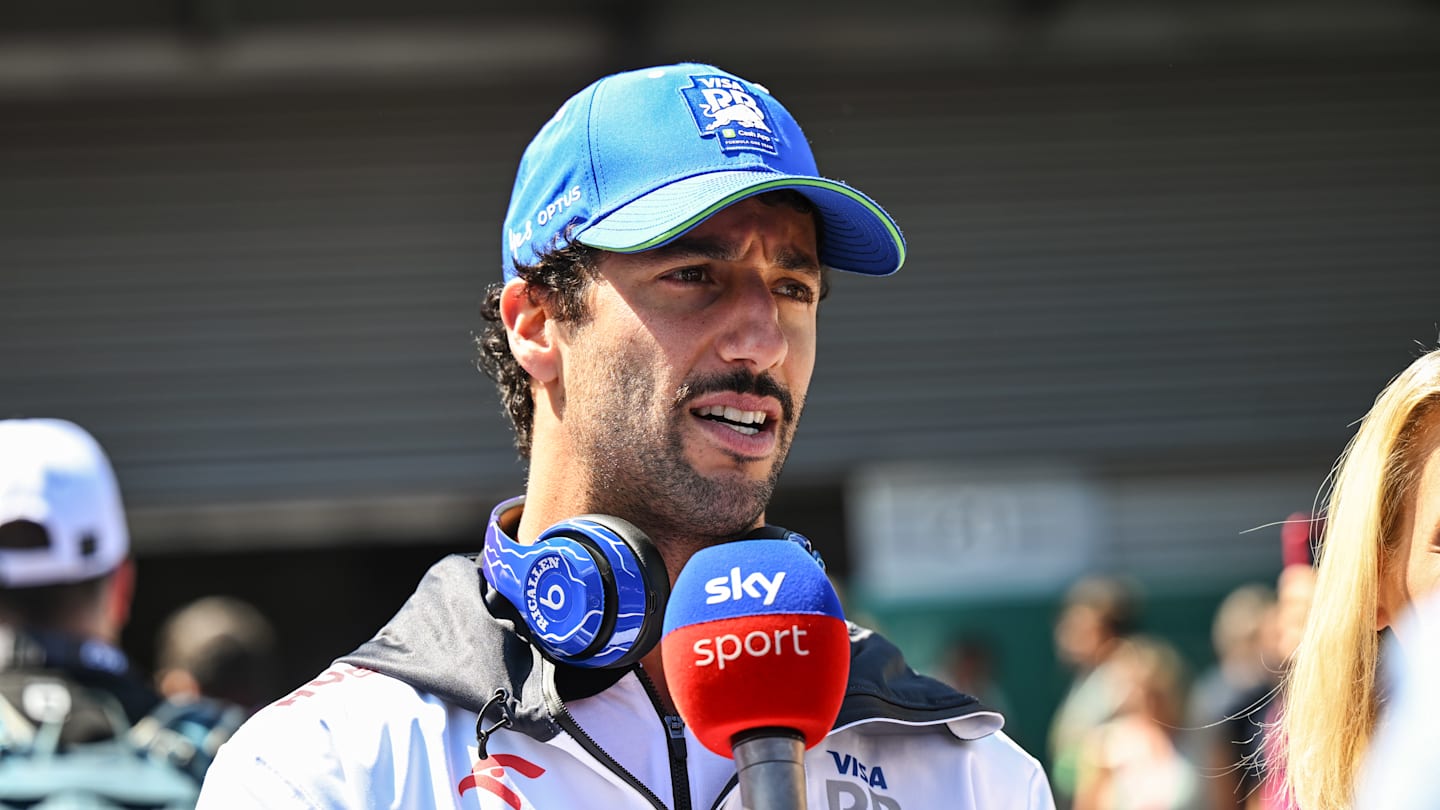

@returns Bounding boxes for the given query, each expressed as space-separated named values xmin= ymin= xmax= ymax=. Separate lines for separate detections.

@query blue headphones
xmin=480 ymin=496 xmax=824 ymax=669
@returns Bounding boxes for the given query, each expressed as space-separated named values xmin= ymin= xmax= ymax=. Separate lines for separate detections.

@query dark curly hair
xmin=475 ymin=191 xmax=827 ymax=458
xmin=476 ymin=241 xmax=600 ymax=459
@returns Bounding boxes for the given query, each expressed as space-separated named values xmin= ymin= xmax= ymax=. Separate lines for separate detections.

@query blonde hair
xmin=1281 ymin=347 xmax=1440 ymax=810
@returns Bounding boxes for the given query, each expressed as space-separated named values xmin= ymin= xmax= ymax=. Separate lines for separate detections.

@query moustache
xmin=673 ymin=369 xmax=794 ymax=426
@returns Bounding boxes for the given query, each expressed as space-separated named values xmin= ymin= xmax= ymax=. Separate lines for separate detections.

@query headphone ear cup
xmin=563 ymin=514 xmax=670 ymax=669
xmin=496 ymin=514 xmax=667 ymax=669
xmin=483 ymin=510 xmax=670 ymax=669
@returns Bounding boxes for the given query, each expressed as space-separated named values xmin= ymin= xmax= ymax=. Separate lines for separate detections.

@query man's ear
xmin=104 ymin=558 xmax=135 ymax=642
xmin=500 ymin=278 xmax=560 ymax=383
xmin=156 ymin=667 xmax=202 ymax=700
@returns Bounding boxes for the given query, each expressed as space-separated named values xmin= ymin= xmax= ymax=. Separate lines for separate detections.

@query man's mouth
xmin=692 ymin=404 xmax=768 ymax=436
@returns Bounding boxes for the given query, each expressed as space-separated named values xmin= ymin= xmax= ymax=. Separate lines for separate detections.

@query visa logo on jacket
xmin=704 ymin=567 xmax=785 ymax=605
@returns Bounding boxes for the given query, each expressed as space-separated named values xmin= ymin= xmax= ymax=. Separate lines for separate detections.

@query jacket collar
xmin=339 ymin=500 xmax=1003 ymax=744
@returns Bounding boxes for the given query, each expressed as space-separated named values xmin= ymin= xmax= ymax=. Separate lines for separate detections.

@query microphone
xmin=662 ymin=540 xmax=850 ymax=810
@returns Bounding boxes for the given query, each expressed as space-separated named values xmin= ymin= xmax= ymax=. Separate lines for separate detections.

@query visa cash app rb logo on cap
xmin=681 ymin=75 xmax=778 ymax=155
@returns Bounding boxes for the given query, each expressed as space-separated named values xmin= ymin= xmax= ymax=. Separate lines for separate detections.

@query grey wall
xmin=5 ymin=56 xmax=1437 ymax=570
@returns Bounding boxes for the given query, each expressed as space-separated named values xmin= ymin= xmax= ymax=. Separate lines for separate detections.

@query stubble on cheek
xmin=564 ymin=342 xmax=798 ymax=545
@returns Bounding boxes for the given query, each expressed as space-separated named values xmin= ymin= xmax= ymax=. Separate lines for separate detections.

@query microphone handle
xmin=732 ymin=728 xmax=807 ymax=810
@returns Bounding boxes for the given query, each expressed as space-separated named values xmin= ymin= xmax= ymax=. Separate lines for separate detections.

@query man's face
xmin=555 ymin=197 xmax=820 ymax=544
xmin=1054 ymin=605 xmax=1106 ymax=669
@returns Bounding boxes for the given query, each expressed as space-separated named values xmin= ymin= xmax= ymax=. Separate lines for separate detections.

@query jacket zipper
xmin=636 ymin=667 xmax=693 ymax=810
xmin=543 ymin=671 xmax=684 ymax=810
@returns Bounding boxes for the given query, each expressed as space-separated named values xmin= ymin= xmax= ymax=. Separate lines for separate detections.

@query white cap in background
xmin=0 ymin=418 xmax=129 ymax=588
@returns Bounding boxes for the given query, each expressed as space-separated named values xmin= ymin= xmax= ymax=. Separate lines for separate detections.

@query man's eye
xmin=667 ymin=267 xmax=708 ymax=283
xmin=776 ymin=281 xmax=817 ymax=303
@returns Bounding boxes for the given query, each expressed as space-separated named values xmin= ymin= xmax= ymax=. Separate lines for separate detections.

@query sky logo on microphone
xmin=704 ymin=567 xmax=785 ymax=605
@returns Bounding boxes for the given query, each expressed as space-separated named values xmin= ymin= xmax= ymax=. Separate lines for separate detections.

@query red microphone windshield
xmin=661 ymin=540 xmax=851 ymax=757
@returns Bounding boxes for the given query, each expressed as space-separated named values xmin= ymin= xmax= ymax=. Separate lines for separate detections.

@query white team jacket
xmin=199 ymin=554 xmax=1055 ymax=810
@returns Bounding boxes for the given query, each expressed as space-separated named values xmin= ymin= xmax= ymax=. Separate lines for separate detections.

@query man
xmin=1188 ymin=583 xmax=1277 ymax=810
xmin=0 ymin=418 xmax=201 ymax=806
xmin=200 ymin=62 xmax=1054 ymax=809
xmin=146 ymin=595 xmax=278 ymax=783
xmin=153 ymin=595 xmax=280 ymax=715
xmin=1241 ymin=514 xmax=1319 ymax=810
xmin=0 ymin=418 xmax=153 ymax=739
xmin=1046 ymin=575 xmax=1137 ymax=809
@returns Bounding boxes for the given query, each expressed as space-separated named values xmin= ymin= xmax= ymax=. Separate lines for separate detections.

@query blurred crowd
xmin=0 ymin=419 xmax=279 ymax=805
xmin=1037 ymin=517 xmax=1316 ymax=810
xmin=938 ymin=345 xmax=1440 ymax=810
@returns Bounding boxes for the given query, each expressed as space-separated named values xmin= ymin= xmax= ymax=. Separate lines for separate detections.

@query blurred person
xmin=1048 ymin=575 xmax=1140 ymax=809
xmin=1279 ymin=347 xmax=1440 ymax=810
xmin=153 ymin=595 xmax=280 ymax=714
xmin=1072 ymin=635 xmax=1204 ymax=810
xmin=1186 ymin=583 xmax=1275 ymax=740
xmin=127 ymin=595 xmax=279 ymax=784
xmin=0 ymin=418 xmax=151 ymax=734
xmin=199 ymin=63 xmax=1055 ymax=809
xmin=1210 ymin=515 xmax=1317 ymax=810
xmin=0 ymin=418 xmax=200 ymax=806
xmin=1186 ymin=583 xmax=1276 ymax=810
xmin=936 ymin=631 xmax=1014 ymax=719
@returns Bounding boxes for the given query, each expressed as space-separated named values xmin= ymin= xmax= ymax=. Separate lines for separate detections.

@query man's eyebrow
xmin=642 ymin=236 xmax=822 ymax=274
xmin=774 ymin=247 xmax=822 ymax=275
xmin=644 ymin=236 xmax=735 ymax=263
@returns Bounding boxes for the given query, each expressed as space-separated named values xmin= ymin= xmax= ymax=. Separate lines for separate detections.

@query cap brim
xmin=576 ymin=171 xmax=905 ymax=276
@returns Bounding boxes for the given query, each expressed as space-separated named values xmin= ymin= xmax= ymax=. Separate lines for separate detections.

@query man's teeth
xmin=695 ymin=404 xmax=767 ymax=434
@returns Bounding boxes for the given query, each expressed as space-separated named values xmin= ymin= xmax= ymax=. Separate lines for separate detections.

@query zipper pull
xmin=475 ymin=688 xmax=512 ymax=759
xmin=664 ymin=715 xmax=688 ymax=762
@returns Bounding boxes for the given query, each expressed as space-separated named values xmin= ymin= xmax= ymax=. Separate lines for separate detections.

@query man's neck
xmin=638 ymin=645 xmax=678 ymax=715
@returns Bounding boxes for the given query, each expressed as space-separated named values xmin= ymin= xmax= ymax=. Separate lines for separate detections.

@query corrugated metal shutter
xmin=1 ymin=86 xmax=562 ymax=521
xmin=794 ymin=57 xmax=1440 ymax=470
xmin=3 ymin=57 xmax=1437 ymax=555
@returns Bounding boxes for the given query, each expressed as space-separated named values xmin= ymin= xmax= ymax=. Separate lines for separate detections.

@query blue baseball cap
xmin=502 ymin=63 xmax=905 ymax=280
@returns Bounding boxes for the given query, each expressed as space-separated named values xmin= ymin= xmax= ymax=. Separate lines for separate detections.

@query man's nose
xmin=715 ymin=278 xmax=787 ymax=373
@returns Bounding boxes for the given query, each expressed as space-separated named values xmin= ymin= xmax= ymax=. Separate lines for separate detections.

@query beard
xmin=563 ymin=340 xmax=802 ymax=550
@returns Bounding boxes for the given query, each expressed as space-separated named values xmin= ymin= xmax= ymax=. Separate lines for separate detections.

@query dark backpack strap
xmin=130 ymin=696 xmax=249 ymax=783
xmin=0 ymin=668 xmax=131 ymax=750
xmin=3 ymin=628 xmax=162 ymax=725
xmin=0 ymin=670 xmax=202 ymax=808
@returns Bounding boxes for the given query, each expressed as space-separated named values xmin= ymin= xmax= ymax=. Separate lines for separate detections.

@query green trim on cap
xmin=581 ymin=177 xmax=906 ymax=271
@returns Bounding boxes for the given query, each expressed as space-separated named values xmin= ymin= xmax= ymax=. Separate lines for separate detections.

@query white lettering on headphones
xmin=538 ymin=584 xmax=565 ymax=611
xmin=704 ymin=567 xmax=785 ymax=605
xmin=525 ymin=556 xmax=563 ymax=630
xmin=691 ymin=625 xmax=810 ymax=670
